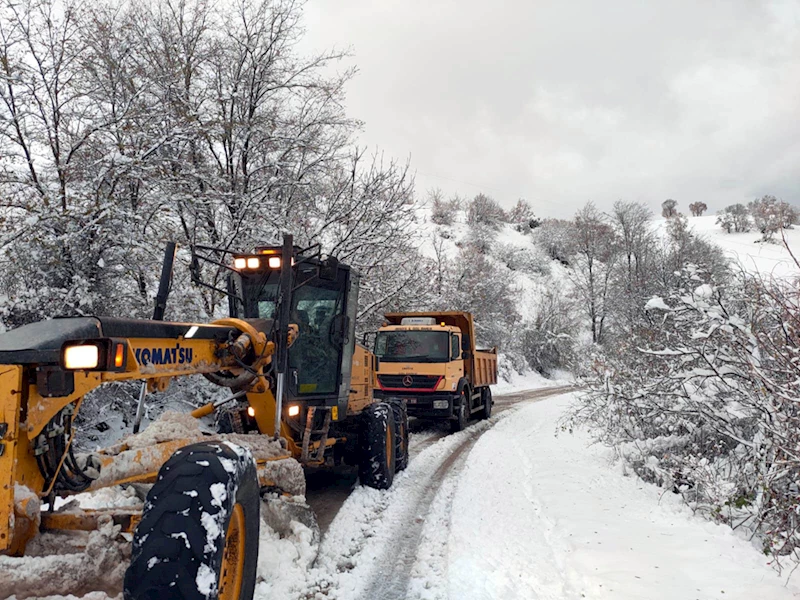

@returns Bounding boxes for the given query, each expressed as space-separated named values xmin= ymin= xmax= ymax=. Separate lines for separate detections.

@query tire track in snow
xmin=347 ymin=386 xmax=575 ymax=600
xmin=358 ymin=425 xmax=484 ymax=600
xmin=306 ymin=386 xmax=576 ymax=538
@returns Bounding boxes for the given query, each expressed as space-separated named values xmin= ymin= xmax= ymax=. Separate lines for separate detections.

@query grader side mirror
xmin=329 ymin=314 xmax=350 ymax=346
xmin=319 ymin=255 xmax=339 ymax=281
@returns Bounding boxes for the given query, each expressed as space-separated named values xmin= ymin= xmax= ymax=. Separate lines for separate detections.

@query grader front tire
xmin=358 ymin=403 xmax=396 ymax=490
xmin=124 ymin=442 xmax=260 ymax=600
xmin=389 ymin=400 xmax=410 ymax=472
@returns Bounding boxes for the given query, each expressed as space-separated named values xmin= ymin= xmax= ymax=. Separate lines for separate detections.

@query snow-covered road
xmin=264 ymin=391 xmax=800 ymax=600
xmin=428 ymin=393 xmax=800 ymax=600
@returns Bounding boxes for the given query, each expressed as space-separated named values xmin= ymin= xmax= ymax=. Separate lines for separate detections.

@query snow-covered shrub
xmin=429 ymin=190 xmax=461 ymax=226
xmin=466 ymin=194 xmax=506 ymax=229
xmin=566 ymin=265 xmax=800 ymax=570
xmin=506 ymin=199 xmax=541 ymax=233
xmin=492 ymin=242 xmax=551 ymax=276
xmin=531 ymin=219 xmax=576 ymax=265
xmin=522 ymin=288 xmax=577 ymax=374
xmin=749 ymin=195 xmax=784 ymax=241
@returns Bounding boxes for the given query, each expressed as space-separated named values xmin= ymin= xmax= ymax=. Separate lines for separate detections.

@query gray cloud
xmin=301 ymin=0 xmax=800 ymax=217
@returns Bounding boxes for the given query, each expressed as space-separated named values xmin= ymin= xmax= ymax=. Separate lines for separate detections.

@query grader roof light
xmin=268 ymin=256 xmax=281 ymax=269
xmin=246 ymin=257 xmax=260 ymax=269
xmin=233 ymin=257 xmax=247 ymax=269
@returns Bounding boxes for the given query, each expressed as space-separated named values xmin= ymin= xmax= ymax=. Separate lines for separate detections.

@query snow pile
xmin=86 ymin=412 xmax=304 ymax=496
xmin=1 ymin=520 xmax=129 ymax=599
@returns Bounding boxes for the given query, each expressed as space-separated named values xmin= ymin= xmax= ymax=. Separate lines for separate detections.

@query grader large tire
xmin=389 ymin=400 xmax=410 ymax=472
xmin=124 ymin=442 xmax=260 ymax=600
xmin=358 ymin=403 xmax=396 ymax=489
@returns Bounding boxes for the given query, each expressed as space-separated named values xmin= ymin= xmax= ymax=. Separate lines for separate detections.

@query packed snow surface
xmin=442 ymin=393 xmax=800 ymax=600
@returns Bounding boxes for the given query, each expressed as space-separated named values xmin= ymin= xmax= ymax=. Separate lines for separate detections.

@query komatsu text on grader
xmin=0 ymin=235 xmax=408 ymax=599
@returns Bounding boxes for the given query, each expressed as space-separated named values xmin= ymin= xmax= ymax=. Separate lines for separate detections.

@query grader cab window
xmin=289 ymin=284 xmax=343 ymax=395
xmin=235 ymin=264 xmax=352 ymax=400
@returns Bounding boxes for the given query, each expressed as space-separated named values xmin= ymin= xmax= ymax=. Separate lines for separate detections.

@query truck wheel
xmin=124 ymin=442 xmax=260 ymax=600
xmin=358 ymin=403 xmax=396 ymax=489
xmin=478 ymin=387 xmax=493 ymax=420
xmin=450 ymin=389 xmax=469 ymax=433
xmin=389 ymin=400 xmax=409 ymax=471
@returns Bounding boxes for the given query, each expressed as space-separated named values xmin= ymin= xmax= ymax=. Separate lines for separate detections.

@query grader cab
xmin=0 ymin=235 xmax=408 ymax=599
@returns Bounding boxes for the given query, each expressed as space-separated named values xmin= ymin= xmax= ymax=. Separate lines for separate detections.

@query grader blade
xmin=261 ymin=492 xmax=321 ymax=549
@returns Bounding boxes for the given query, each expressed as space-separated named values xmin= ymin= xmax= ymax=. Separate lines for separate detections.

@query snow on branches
xmin=567 ymin=264 xmax=800 ymax=569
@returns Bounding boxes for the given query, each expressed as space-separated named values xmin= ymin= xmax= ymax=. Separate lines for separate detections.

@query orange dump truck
xmin=373 ymin=311 xmax=497 ymax=432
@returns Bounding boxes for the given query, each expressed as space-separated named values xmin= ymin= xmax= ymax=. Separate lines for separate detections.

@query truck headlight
xmin=433 ymin=400 xmax=449 ymax=409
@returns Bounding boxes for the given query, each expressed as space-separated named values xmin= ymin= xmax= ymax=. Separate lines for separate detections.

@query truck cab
xmin=373 ymin=312 xmax=497 ymax=431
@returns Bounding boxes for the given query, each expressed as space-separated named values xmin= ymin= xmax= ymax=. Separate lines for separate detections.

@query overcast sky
xmin=300 ymin=0 xmax=800 ymax=218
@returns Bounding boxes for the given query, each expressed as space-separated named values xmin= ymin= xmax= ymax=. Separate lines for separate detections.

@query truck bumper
xmin=374 ymin=391 xmax=456 ymax=419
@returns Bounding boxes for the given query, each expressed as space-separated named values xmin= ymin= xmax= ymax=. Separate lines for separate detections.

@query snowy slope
xmin=657 ymin=214 xmax=800 ymax=278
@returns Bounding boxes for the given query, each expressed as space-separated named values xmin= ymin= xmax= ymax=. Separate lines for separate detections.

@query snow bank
xmin=493 ymin=368 xmax=573 ymax=395
xmin=2 ymin=521 xmax=128 ymax=599
xmin=445 ymin=393 xmax=800 ymax=600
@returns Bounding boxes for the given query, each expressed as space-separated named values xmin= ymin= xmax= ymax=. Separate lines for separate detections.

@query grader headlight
xmin=60 ymin=339 xmax=128 ymax=372
xmin=63 ymin=344 xmax=100 ymax=370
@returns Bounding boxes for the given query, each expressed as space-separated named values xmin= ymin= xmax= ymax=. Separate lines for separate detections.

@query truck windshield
xmin=374 ymin=331 xmax=450 ymax=362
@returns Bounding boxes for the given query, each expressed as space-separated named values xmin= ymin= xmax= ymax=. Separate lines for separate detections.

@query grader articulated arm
xmin=0 ymin=315 xmax=296 ymax=557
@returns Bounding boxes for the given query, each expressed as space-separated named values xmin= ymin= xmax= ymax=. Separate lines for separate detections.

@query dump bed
xmin=383 ymin=311 xmax=497 ymax=388
xmin=473 ymin=347 xmax=498 ymax=387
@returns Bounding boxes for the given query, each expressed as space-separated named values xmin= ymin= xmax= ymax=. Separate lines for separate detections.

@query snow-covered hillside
xmin=412 ymin=204 xmax=575 ymax=383
xmin=658 ymin=214 xmax=800 ymax=278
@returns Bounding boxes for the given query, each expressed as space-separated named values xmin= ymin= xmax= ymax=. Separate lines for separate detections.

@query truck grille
xmin=378 ymin=374 xmax=442 ymax=390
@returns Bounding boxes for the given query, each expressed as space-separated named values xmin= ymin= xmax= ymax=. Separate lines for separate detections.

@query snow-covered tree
xmin=716 ymin=203 xmax=751 ymax=234
xmin=688 ymin=201 xmax=708 ymax=216
xmin=569 ymin=202 xmax=619 ymax=344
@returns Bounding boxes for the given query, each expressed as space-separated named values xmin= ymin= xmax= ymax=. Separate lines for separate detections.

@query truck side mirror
xmin=461 ymin=350 xmax=470 ymax=359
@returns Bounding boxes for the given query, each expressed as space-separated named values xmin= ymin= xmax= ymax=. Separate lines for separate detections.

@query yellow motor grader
xmin=0 ymin=235 xmax=408 ymax=600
